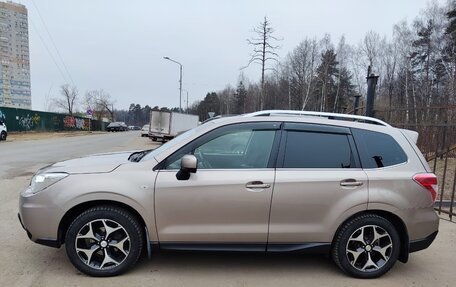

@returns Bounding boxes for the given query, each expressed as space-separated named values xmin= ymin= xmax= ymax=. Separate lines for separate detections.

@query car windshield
xmin=140 ymin=123 xmax=210 ymax=162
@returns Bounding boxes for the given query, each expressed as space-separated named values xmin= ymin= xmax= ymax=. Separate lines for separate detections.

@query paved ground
xmin=0 ymin=131 xmax=156 ymax=179
xmin=0 ymin=132 xmax=455 ymax=286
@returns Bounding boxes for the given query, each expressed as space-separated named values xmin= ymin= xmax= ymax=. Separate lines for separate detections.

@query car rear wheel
xmin=65 ymin=206 xmax=144 ymax=277
xmin=0 ymin=131 xmax=6 ymax=141
xmin=332 ymin=214 xmax=400 ymax=278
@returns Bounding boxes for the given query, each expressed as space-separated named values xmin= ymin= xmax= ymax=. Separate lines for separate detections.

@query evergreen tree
xmin=314 ymin=48 xmax=339 ymax=111
xmin=234 ymin=81 xmax=247 ymax=114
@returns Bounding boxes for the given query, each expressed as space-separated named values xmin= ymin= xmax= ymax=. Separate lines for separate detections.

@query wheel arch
xmin=331 ymin=210 xmax=409 ymax=263
xmin=58 ymin=200 xmax=148 ymax=246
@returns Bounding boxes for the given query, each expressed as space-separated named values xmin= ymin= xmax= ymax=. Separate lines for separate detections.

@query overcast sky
xmin=18 ymin=0 xmax=444 ymax=112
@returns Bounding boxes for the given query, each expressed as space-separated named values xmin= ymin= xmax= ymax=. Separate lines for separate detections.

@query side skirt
xmin=153 ymin=242 xmax=331 ymax=254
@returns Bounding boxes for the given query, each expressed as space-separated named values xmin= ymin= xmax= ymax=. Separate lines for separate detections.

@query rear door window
xmin=281 ymin=130 xmax=356 ymax=168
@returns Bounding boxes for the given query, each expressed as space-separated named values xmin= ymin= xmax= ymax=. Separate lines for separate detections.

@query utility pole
xmin=164 ymin=57 xmax=183 ymax=112
xmin=366 ymin=66 xmax=379 ymax=118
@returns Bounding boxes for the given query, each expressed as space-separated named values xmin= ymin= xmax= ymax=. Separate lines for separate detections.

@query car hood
xmin=40 ymin=151 xmax=134 ymax=174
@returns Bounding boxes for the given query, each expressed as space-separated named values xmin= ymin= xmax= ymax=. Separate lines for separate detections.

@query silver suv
xmin=18 ymin=111 xmax=439 ymax=278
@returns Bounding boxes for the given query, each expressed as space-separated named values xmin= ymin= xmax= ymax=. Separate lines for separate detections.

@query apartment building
xmin=0 ymin=1 xmax=31 ymax=109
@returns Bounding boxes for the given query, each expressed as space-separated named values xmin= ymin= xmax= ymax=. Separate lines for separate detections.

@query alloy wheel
xmin=345 ymin=224 xmax=393 ymax=272
xmin=75 ymin=219 xmax=130 ymax=270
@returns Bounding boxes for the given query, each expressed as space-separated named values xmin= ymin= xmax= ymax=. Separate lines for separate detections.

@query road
xmin=0 ymin=131 xmax=155 ymax=179
xmin=0 ymin=132 xmax=455 ymax=286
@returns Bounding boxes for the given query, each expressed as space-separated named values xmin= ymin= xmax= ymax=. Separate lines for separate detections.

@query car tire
xmin=332 ymin=214 xmax=400 ymax=278
xmin=151 ymin=137 xmax=157 ymax=142
xmin=0 ymin=131 xmax=6 ymax=141
xmin=65 ymin=206 xmax=144 ymax=277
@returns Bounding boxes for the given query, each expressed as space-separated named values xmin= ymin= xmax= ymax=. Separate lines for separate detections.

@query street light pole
xmin=182 ymin=89 xmax=190 ymax=114
xmin=164 ymin=56 xmax=183 ymax=112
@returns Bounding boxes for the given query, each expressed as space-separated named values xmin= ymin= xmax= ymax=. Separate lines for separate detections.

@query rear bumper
xmin=148 ymin=132 xmax=165 ymax=138
xmin=409 ymin=230 xmax=438 ymax=253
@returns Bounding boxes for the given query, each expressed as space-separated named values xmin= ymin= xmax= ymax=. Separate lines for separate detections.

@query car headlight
xmin=30 ymin=172 xmax=69 ymax=194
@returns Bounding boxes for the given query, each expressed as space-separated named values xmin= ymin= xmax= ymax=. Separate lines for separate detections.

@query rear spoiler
xmin=400 ymin=129 xmax=419 ymax=144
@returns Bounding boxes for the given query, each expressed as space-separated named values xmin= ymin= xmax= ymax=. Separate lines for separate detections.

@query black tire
xmin=151 ymin=137 xmax=157 ymax=142
xmin=0 ymin=131 xmax=6 ymax=141
xmin=332 ymin=214 xmax=400 ymax=278
xmin=65 ymin=206 xmax=144 ymax=277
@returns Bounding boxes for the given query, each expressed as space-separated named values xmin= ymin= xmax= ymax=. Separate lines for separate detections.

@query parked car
xmin=19 ymin=111 xmax=438 ymax=278
xmin=0 ymin=120 xmax=7 ymax=141
xmin=140 ymin=124 xmax=149 ymax=137
xmin=106 ymin=122 xmax=128 ymax=132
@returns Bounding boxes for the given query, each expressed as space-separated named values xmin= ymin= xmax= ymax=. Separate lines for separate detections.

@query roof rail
xmin=243 ymin=110 xmax=391 ymax=127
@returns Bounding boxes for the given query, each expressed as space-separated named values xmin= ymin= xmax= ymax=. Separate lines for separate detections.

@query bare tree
xmin=243 ymin=16 xmax=281 ymax=110
xmin=334 ymin=36 xmax=348 ymax=112
xmin=53 ymin=84 xmax=78 ymax=115
xmin=85 ymin=89 xmax=116 ymax=121
xmin=361 ymin=30 xmax=382 ymax=72
xmin=287 ymin=38 xmax=319 ymax=110
xmin=394 ymin=20 xmax=415 ymax=122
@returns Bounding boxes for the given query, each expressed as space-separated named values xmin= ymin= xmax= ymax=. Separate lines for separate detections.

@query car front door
xmin=154 ymin=122 xmax=281 ymax=250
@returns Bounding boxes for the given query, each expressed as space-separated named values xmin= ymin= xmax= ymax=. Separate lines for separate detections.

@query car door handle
xmin=245 ymin=181 xmax=271 ymax=189
xmin=340 ymin=179 xmax=364 ymax=187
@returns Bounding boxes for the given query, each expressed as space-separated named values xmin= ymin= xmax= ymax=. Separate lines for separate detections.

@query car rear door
xmin=267 ymin=123 xmax=368 ymax=247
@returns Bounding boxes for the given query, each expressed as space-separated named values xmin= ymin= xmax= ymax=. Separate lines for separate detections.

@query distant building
xmin=0 ymin=1 xmax=31 ymax=109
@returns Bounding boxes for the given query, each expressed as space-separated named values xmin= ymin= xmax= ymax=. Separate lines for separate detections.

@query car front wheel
xmin=332 ymin=214 xmax=400 ymax=278
xmin=65 ymin=206 xmax=144 ymax=276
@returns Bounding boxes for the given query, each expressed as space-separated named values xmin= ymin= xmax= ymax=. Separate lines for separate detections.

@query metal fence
xmin=428 ymin=145 xmax=456 ymax=221
xmin=374 ymin=107 xmax=456 ymax=221
xmin=0 ymin=106 xmax=108 ymax=132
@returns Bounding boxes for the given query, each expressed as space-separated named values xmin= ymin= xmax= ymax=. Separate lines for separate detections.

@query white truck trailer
xmin=149 ymin=110 xmax=199 ymax=142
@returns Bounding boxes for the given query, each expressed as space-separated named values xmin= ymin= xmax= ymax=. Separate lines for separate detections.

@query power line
xmin=30 ymin=0 xmax=75 ymax=86
xmin=29 ymin=18 xmax=69 ymax=84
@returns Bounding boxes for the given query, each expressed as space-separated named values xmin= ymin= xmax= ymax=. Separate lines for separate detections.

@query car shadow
xmin=133 ymin=250 xmax=340 ymax=276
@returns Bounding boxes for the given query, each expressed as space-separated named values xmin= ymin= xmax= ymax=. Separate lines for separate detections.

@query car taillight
xmin=413 ymin=173 xmax=438 ymax=201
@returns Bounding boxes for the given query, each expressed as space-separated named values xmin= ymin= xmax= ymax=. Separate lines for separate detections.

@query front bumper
xmin=19 ymin=186 xmax=63 ymax=248
xmin=18 ymin=212 xmax=60 ymax=248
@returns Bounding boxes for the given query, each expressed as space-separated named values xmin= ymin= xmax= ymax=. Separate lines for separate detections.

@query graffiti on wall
xmin=18 ymin=114 xmax=33 ymax=130
xmin=0 ymin=107 xmax=102 ymax=132
xmin=63 ymin=116 xmax=89 ymax=130
xmin=18 ymin=113 xmax=41 ymax=130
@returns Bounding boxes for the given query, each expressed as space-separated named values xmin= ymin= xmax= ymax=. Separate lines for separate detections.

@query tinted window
xmin=352 ymin=129 xmax=407 ymax=168
xmin=283 ymin=131 xmax=354 ymax=168
xmin=166 ymin=129 xmax=276 ymax=169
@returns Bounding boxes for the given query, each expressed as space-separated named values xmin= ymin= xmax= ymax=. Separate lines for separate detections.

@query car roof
xmin=208 ymin=113 xmax=394 ymax=134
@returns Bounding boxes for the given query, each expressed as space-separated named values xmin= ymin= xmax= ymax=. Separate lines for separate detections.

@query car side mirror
xmin=176 ymin=154 xmax=197 ymax=180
